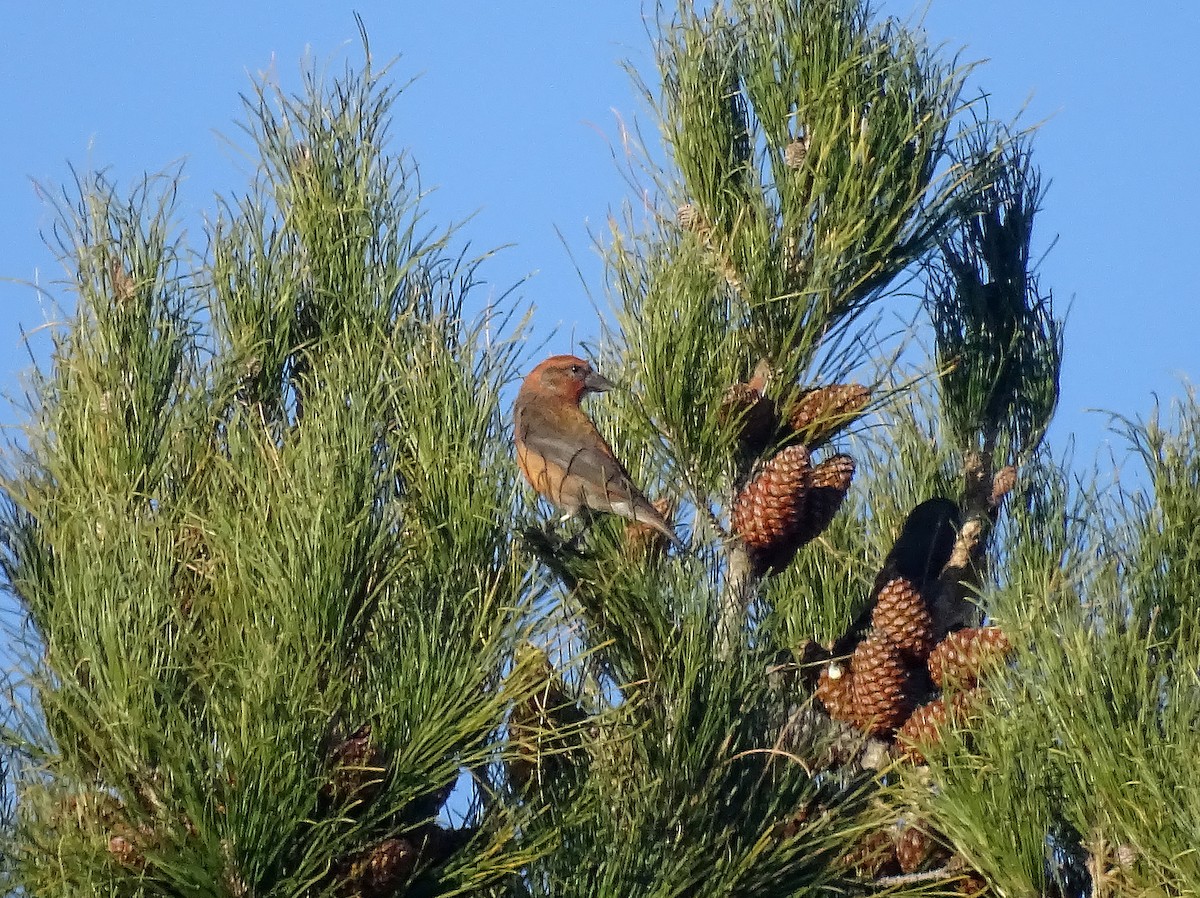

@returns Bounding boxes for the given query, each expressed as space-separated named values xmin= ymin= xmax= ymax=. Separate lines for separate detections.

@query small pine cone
xmin=109 ymin=258 xmax=136 ymax=307
xmin=322 ymin=724 xmax=387 ymax=808
xmin=676 ymin=202 xmax=701 ymax=232
xmin=717 ymin=382 xmax=778 ymax=459
xmin=716 ymin=252 xmax=745 ymax=293
xmin=896 ymin=689 xmax=984 ymax=762
xmin=783 ymin=232 xmax=808 ymax=280
xmin=990 ymin=465 xmax=1017 ymax=510
xmin=871 ymin=577 xmax=935 ymax=662
xmin=895 ymin=821 xmax=948 ymax=873
xmin=841 ymin=828 xmax=899 ymax=877
xmin=955 ymin=868 xmax=991 ymax=896
xmin=851 ymin=637 xmax=914 ymax=736
xmin=896 ymin=700 xmax=943 ymax=763
xmin=289 ymin=141 xmax=314 ymax=175
xmin=773 ymin=801 xmax=812 ymax=840
xmin=816 ymin=661 xmax=857 ymax=726
xmin=785 ymin=383 xmax=871 ymax=447
xmin=341 ymin=837 xmax=419 ymax=898
xmin=792 ymin=453 xmax=854 ymax=546
xmin=507 ymin=647 xmax=587 ymax=793
xmin=108 ymin=834 xmax=145 ymax=871
xmin=784 ymin=136 xmax=809 ymax=169
xmin=927 ymin=627 xmax=1012 ymax=689
xmin=732 ymin=444 xmax=811 ymax=568
xmin=747 ymin=357 xmax=773 ymax=394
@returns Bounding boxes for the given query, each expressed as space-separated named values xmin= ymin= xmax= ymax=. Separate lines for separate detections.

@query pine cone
xmin=507 ymin=646 xmax=587 ymax=793
xmin=109 ymin=258 xmax=137 ymax=306
xmin=954 ymin=868 xmax=991 ymax=896
xmin=334 ymin=825 xmax=470 ymax=898
xmin=896 ymin=700 xmax=944 ymax=763
xmin=815 ymin=661 xmax=857 ymax=726
xmin=896 ymin=689 xmax=984 ymax=762
xmin=927 ymin=627 xmax=1012 ymax=689
xmin=851 ymin=636 xmax=914 ymax=736
xmin=895 ymin=821 xmax=948 ymax=873
xmin=990 ymin=465 xmax=1017 ymax=510
xmin=339 ymin=837 xmax=419 ymax=897
xmin=840 ymin=828 xmax=899 ymax=877
xmin=784 ymin=136 xmax=809 ymax=170
xmin=107 ymin=834 xmax=145 ymax=871
xmin=732 ymin=444 xmax=811 ymax=571
xmin=827 ymin=498 xmax=961 ymax=655
xmin=792 ymin=453 xmax=854 ymax=546
xmin=773 ymin=801 xmax=812 ymax=840
xmin=676 ymin=202 xmax=702 ymax=232
xmin=322 ymin=723 xmax=387 ymax=808
xmin=871 ymin=577 xmax=935 ymax=662
xmin=785 ymin=383 xmax=870 ymax=447
xmin=717 ymin=382 xmax=778 ymax=459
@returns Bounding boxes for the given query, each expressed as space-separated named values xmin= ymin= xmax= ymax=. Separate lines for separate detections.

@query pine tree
xmin=0 ymin=37 xmax=540 ymax=896
xmin=3 ymin=4 xmax=1199 ymax=898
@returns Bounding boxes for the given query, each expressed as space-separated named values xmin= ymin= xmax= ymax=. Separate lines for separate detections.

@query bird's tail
xmin=647 ymin=511 xmax=687 ymax=554
xmin=664 ymin=524 xmax=687 ymax=553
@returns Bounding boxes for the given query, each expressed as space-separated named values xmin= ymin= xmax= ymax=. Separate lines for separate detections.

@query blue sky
xmin=1 ymin=2 xmax=1196 ymax=461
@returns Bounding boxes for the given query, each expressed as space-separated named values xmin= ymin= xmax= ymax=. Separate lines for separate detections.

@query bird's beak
xmin=584 ymin=369 xmax=614 ymax=394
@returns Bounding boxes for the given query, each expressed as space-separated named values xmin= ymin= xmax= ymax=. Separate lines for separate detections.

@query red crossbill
xmin=513 ymin=354 xmax=684 ymax=552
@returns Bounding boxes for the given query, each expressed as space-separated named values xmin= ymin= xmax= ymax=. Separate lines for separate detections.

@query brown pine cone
xmin=896 ymin=699 xmax=944 ymax=763
xmin=871 ymin=577 xmax=935 ymax=662
xmin=732 ymin=444 xmax=811 ymax=571
xmin=815 ymin=661 xmax=858 ymax=726
xmin=990 ymin=465 xmax=1018 ymax=510
xmin=338 ymin=837 xmax=419 ymax=897
xmin=792 ymin=453 xmax=855 ymax=546
xmin=785 ymin=383 xmax=870 ymax=447
xmin=718 ymin=382 xmax=778 ymax=459
xmin=851 ymin=637 xmax=914 ymax=736
xmin=676 ymin=202 xmax=702 ymax=232
xmin=895 ymin=821 xmax=949 ymax=873
xmin=954 ymin=868 xmax=992 ymax=896
xmin=322 ymin=724 xmax=387 ymax=808
xmin=107 ymin=834 xmax=146 ymax=871
xmin=773 ymin=801 xmax=812 ymax=840
xmin=840 ymin=828 xmax=899 ymax=877
xmin=896 ymin=689 xmax=984 ymax=762
xmin=927 ymin=627 xmax=1012 ymax=689
xmin=784 ymin=135 xmax=809 ymax=170
xmin=507 ymin=646 xmax=587 ymax=793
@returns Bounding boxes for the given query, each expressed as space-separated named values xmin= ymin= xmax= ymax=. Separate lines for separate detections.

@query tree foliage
xmin=1 ymin=39 xmax=537 ymax=897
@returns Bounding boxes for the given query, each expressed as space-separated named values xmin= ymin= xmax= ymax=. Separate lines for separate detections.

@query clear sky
xmin=1 ymin=2 xmax=1197 ymax=462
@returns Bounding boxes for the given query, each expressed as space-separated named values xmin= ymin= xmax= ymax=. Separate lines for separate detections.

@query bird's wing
xmin=515 ymin=402 xmax=683 ymax=549
xmin=516 ymin=403 xmax=648 ymax=501
xmin=519 ymin=414 xmax=641 ymax=507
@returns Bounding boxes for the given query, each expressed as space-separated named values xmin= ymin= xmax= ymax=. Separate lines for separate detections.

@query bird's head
xmin=525 ymin=355 xmax=613 ymax=404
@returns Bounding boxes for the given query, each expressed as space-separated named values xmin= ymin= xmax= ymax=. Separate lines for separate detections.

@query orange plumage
xmin=513 ymin=355 xmax=684 ymax=552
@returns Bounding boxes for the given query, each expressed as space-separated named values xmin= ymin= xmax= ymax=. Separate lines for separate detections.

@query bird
xmin=513 ymin=354 xmax=684 ymax=552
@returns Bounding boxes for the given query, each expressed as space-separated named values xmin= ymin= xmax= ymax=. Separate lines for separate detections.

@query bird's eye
xmin=570 ymin=364 xmax=583 ymax=376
